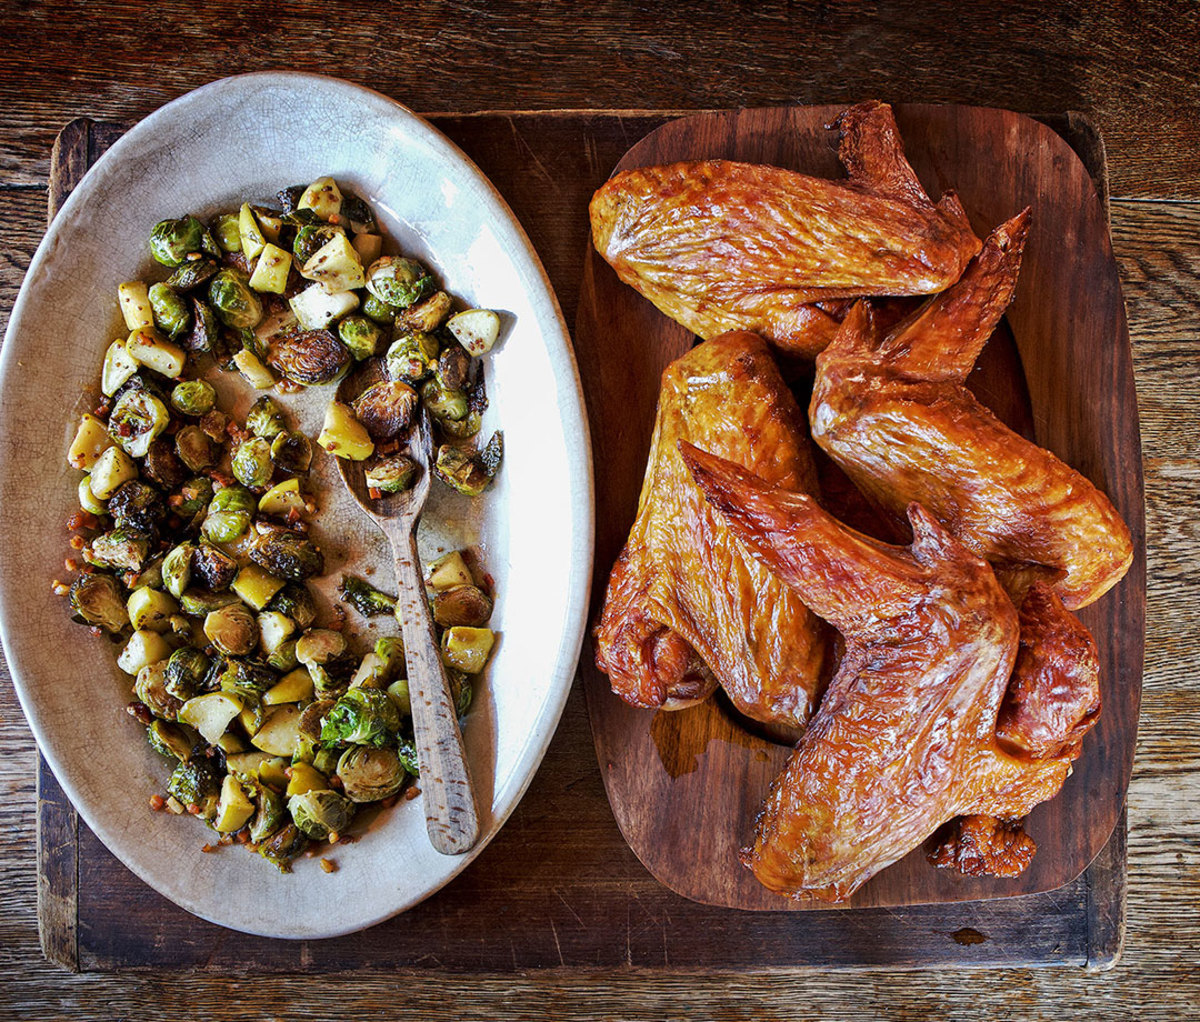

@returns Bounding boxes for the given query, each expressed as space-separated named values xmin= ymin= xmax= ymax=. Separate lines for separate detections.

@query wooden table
xmin=2 ymin=2 xmax=1198 ymax=1017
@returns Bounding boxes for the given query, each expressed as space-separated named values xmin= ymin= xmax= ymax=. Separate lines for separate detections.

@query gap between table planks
xmin=35 ymin=110 xmax=1125 ymax=974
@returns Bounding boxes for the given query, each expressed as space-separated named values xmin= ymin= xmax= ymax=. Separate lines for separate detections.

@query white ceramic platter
xmin=0 ymin=73 xmax=593 ymax=938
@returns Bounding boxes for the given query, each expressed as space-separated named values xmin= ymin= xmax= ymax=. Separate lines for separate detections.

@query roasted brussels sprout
xmin=210 ymin=484 xmax=257 ymax=515
xmin=108 ymin=388 xmax=170 ymax=459
xmin=338 ymin=575 xmax=396 ymax=617
xmin=431 ymin=584 xmax=494 ymax=628
xmin=265 ymin=637 xmax=299 ymax=673
xmin=249 ymin=530 xmax=324 ymax=581
xmin=176 ymin=477 xmax=214 ymax=518
xmin=292 ymin=223 xmax=345 ymax=265
xmin=319 ymin=687 xmax=400 ymax=748
xmin=208 ymin=269 xmax=263 ymax=330
xmin=150 ymin=215 xmax=204 ymax=267
xmin=108 ymin=480 xmax=166 ymax=534
xmin=161 ymin=542 xmax=195 ymax=599
xmin=143 ymin=438 xmax=187 ymax=491
xmin=69 ymin=572 xmax=129 ymax=633
xmin=270 ymin=430 xmax=313 ymax=474
xmin=366 ymin=256 xmax=432 ymax=309
xmin=168 ymin=758 xmax=222 ymax=819
xmin=338 ymin=193 xmax=377 ymax=234
xmin=395 ymin=736 xmax=419 ymax=777
xmin=337 ymin=746 xmax=406 ymax=803
xmin=246 ymin=396 xmax=286 ymax=440
xmin=166 ymin=256 xmax=219 ymax=293
xmin=193 ymin=542 xmax=238 ymax=591
xmin=232 ymin=437 xmax=273 ymax=489
xmin=436 ymin=410 xmax=482 ymax=441
xmin=202 ymin=506 xmax=251 ymax=543
xmin=211 ymin=212 xmax=242 ymax=253
xmin=434 ymin=432 xmax=503 ymax=496
xmin=351 ymin=380 xmax=418 ymax=441
xmin=297 ymin=628 xmax=351 ymax=697
xmin=90 ymin=529 xmax=150 ymax=572
xmin=267 ymin=583 xmax=318 ymax=630
xmin=184 ymin=297 xmax=218 ymax=354
xmin=259 ymin=821 xmax=308 ymax=872
xmin=179 ymin=589 xmax=241 ymax=617
xmin=451 ymin=670 xmax=474 ymax=717
xmin=134 ymin=660 xmax=184 ymax=721
xmin=170 ymin=379 xmax=216 ymax=417
xmin=337 ymin=314 xmax=383 ymax=361
xmin=397 ymin=289 xmax=454 ymax=333
xmin=164 ymin=646 xmax=211 ymax=700
xmin=435 ymin=342 xmax=472 ymax=393
xmin=147 ymin=718 xmax=199 ymax=761
xmin=361 ymin=293 xmax=399 ymax=325
xmin=148 ymin=283 xmax=192 ymax=340
xmin=364 ymin=454 xmax=418 ymax=494
xmin=287 ymin=788 xmax=354 ymax=840
xmin=175 ymin=424 xmax=216 ymax=472
xmin=218 ymin=658 xmax=277 ymax=703
xmin=384 ymin=330 xmax=438 ymax=382
xmin=266 ymin=328 xmax=351 ymax=386
xmin=420 ymin=378 xmax=469 ymax=422
xmin=352 ymin=635 xmax=406 ymax=690
xmin=249 ymin=782 xmax=286 ymax=843
xmin=204 ymin=602 xmax=259 ymax=656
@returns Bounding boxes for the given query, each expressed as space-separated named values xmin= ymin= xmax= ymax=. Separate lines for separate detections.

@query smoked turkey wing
xmin=594 ymin=332 xmax=828 ymax=731
xmin=589 ymin=101 xmax=981 ymax=358
xmin=809 ymin=211 xmax=1133 ymax=609
xmin=681 ymin=445 xmax=1088 ymax=902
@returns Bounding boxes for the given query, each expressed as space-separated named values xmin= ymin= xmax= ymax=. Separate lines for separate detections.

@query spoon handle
xmin=390 ymin=524 xmax=481 ymax=855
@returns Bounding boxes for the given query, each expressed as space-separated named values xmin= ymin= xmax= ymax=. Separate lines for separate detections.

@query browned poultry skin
xmin=594 ymin=332 xmax=828 ymax=730
xmin=681 ymin=444 xmax=1089 ymax=902
xmin=589 ymin=101 xmax=981 ymax=358
xmin=810 ymin=212 xmax=1134 ymax=609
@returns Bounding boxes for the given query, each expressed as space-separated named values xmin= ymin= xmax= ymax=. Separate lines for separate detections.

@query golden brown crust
xmin=593 ymin=332 xmax=828 ymax=730
xmin=589 ymin=102 xmax=981 ymax=357
xmin=810 ymin=213 xmax=1134 ymax=609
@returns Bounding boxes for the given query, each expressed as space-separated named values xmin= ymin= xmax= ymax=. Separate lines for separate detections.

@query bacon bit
xmin=122 ymin=571 xmax=140 ymax=589
xmin=285 ymin=507 xmax=302 ymax=525
xmin=327 ymin=606 xmax=347 ymax=631
xmin=378 ymin=440 xmax=400 ymax=455
xmin=277 ymin=378 xmax=304 ymax=395
xmin=187 ymin=803 xmax=201 ymax=816
xmin=327 ymin=213 xmax=342 ymax=226
xmin=303 ymin=501 xmax=317 ymax=515
xmin=368 ymin=486 xmax=382 ymax=500
xmin=201 ymin=843 xmax=218 ymax=853
xmin=64 ymin=557 xmax=80 ymax=572
xmin=68 ymin=535 xmax=85 ymax=550
xmin=93 ymin=400 xmax=112 ymax=417
xmin=226 ymin=421 xmax=251 ymax=444
xmin=186 ymin=251 xmax=202 ymax=261
xmin=235 ymin=829 xmax=251 ymax=844
xmin=149 ymin=794 xmax=166 ymax=811
xmin=168 ymin=494 xmax=184 ymax=509
xmin=207 ymin=469 xmax=235 ymax=488
xmin=126 ymin=702 xmax=154 ymax=725
xmin=66 ymin=510 xmax=98 ymax=532
xmin=320 ymin=858 xmax=336 ymax=873
xmin=51 ymin=581 xmax=69 ymax=597
xmin=89 ymin=625 xmax=104 ymax=638
xmin=328 ymin=775 xmax=344 ymax=791
xmin=327 ymin=830 xmax=340 ymax=844
xmin=218 ymin=834 xmax=233 ymax=846
xmin=403 ymin=786 xmax=421 ymax=801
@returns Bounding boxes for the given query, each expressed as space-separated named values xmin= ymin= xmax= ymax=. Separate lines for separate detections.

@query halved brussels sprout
xmin=361 ymin=293 xmax=399 ymax=325
xmin=420 ymin=378 xmax=469 ymax=422
xmin=202 ymin=508 xmax=251 ymax=544
xmin=208 ymin=269 xmax=263 ymax=330
xmin=179 ymin=589 xmax=241 ymax=617
xmin=270 ymin=430 xmax=313 ymax=474
xmin=211 ymin=212 xmax=241 ymax=252
xmin=184 ymin=297 xmax=218 ymax=355
xmin=267 ymin=583 xmax=317 ymax=630
xmin=204 ymin=602 xmax=259 ymax=656
xmin=108 ymin=480 xmax=165 ymax=534
xmin=142 ymin=439 xmax=186 ymax=491
xmin=352 ymin=380 xmax=417 ymax=441
xmin=69 ymin=572 xmax=129 ymax=633
xmin=337 ymin=314 xmax=383 ymax=361
xmin=397 ymin=290 xmax=453 ymax=333
xmin=249 ymin=530 xmax=324 ymax=581
xmin=90 ymin=529 xmax=150 ymax=572
xmin=175 ymin=425 xmax=216 ymax=472
xmin=161 ymin=541 xmax=195 ymax=600
xmin=435 ymin=342 xmax=471 ymax=393
xmin=384 ymin=331 xmax=438 ymax=382
xmin=164 ymin=646 xmax=211 ymax=700
xmin=176 ymin=477 xmax=214 ymax=518
xmin=433 ymin=432 xmax=503 ymax=496
xmin=292 ymin=223 xmax=345 ymax=264
xmin=147 ymin=718 xmax=199 ymax=762
xmin=108 ymin=388 xmax=170 ymax=459
xmin=364 ymin=454 xmax=418 ymax=494
xmin=134 ymin=660 xmax=183 ymax=721
xmin=296 ymin=628 xmax=348 ymax=669
xmin=287 ymin=788 xmax=354 ymax=840
xmin=148 ymin=283 xmax=192 ymax=340
xmin=338 ymin=575 xmax=396 ymax=617
xmin=319 ymin=687 xmax=399 ymax=747
xmin=218 ymin=658 xmax=277 ymax=703
xmin=210 ymin=484 xmax=257 ymax=515
xmin=259 ymin=821 xmax=308 ymax=872
xmin=150 ymin=215 xmax=204 ymax=267
xmin=352 ymin=635 xmax=406 ymax=690
xmin=170 ymin=379 xmax=216 ymax=417
xmin=167 ymin=758 xmax=221 ymax=819
xmin=267 ymin=328 xmax=351 ymax=385
xmin=249 ymin=782 xmax=286 ymax=843
xmin=338 ymin=193 xmax=377 ymax=233
xmin=193 ymin=542 xmax=238 ymax=591
xmin=431 ymin=584 xmax=493 ymax=628
xmin=232 ymin=437 xmax=274 ymax=489
xmin=337 ymin=746 xmax=406 ymax=803
xmin=365 ymin=256 xmax=432 ymax=309
xmin=246 ymin=396 xmax=286 ymax=439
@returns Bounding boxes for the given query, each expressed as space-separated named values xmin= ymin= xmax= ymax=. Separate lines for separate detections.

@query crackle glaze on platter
xmin=0 ymin=73 xmax=593 ymax=938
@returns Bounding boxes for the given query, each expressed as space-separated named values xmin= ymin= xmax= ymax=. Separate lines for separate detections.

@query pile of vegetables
xmin=58 ymin=177 xmax=503 ymax=871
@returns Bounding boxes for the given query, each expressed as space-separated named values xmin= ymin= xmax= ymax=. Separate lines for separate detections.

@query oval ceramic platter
xmin=0 ymin=73 xmax=593 ymax=938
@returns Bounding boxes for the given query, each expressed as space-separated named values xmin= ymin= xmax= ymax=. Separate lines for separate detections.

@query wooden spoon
xmin=335 ymin=363 xmax=481 ymax=855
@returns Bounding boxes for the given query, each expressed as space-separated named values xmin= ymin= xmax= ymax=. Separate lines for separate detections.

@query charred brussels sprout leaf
xmin=338 ymin=193 xmax=377 ymax=233
xmin=395 ymin=736 xmax=419 ymax=777
xmin=338 ymin=575 xmax=397 ymax=617
xmin=193 ymin=542 xmax=238 ymax=591
xmin=319 ymin=688 xmax=400 ymax=747
xmin=108 ymin=480 xmax=166 ymax=534
xmin=150 ymin=215 xmax=205 ymax=267
xmin=270 ymin=430 xmax=313 ymax=474
xmin=249 ymin=530 xmax=324 ymax=581
xmin=184 ymin=298 xmax=218 ymax=354
xmin=69 ymin=573 xmax=129 ymax=633
xmin=232 ymin=437 xmax=274 ymax=489
xmin=267 ymin=328 xmax=351 ymax=386
xmin=208 ymin=269 xmax=263 ymax=330
xmin=337 ymin=746 xmax=406 ymax=803
xmin=352 ymin=380 xmax=418 ymax=440
xmin=148 ymin=283 xmax=192 ymax=340
xmin=246 ymin=396 xmax=286 ymax=439
xmin=287 ymin=788 xmax=355 ymax=839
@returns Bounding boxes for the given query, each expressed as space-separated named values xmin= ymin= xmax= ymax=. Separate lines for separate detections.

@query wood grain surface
xmin=580 ymin=103 xmax=1143 ymax=911
xmin=2 ymin=3 xmax=1199 ymax=1018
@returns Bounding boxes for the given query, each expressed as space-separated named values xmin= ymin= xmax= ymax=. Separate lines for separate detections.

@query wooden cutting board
xmin=578 ymin=104 xmax=1144 ymax=910
xmin=35 ymin=110 xmax=1131 ymax=972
